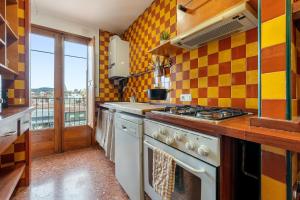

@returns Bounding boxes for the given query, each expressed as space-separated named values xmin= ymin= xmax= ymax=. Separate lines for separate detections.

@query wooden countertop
xmin=99 ymin=102 xmax=165 ymax=115
xmin=0 ymin=106 xmax=34 ymax=126
xmin=146 ymin=112 xmax=300 ymax=152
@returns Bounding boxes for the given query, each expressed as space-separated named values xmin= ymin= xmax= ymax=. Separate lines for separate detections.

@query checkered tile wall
xmin=170 ymin=29 xmax=258 ymax=109
xmin=97 ymin=30 xmax=119 ymax=102
xmin=6 ymin=0 xmax=27 ymax=105
xmin=121 ymin=0 xmax=258 ymax=109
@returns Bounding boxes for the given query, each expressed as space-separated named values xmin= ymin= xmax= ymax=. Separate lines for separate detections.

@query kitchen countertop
xmin=99 ymin=102 xmax=166 ymax=115
xmin=146 ymin=112 xmax=300 ymax=152
xmin=0 ymin=106 xmax=35 ymax=126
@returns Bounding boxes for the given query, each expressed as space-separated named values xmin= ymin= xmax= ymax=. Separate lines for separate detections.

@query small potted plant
xmin=160 ymin=31 xmax=170 ymax=44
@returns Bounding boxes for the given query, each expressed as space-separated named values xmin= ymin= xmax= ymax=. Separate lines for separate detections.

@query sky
xmin=30 ymin=34 xmax=88 ymax=92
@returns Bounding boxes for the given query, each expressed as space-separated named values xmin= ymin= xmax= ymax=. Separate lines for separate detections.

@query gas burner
xmin=159 ymin=106 xmax=248 ymax=122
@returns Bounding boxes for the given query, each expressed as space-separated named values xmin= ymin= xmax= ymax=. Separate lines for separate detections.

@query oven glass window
xmin=148 ymin=148 xmax=202 ymax=200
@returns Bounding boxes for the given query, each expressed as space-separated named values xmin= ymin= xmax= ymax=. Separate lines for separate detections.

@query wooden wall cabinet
xmin=176 ymin=0 xmax=258 ymax=36
xmin=0 ymin=0 xmax=19 ymax=78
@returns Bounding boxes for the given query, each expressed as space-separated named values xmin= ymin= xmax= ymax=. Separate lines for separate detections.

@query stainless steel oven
xmin=143 ymin=119 xmax=220 ymax=200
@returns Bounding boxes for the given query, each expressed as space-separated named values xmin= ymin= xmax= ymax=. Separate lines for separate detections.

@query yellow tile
xmin=246 ymin=42 xmax=258 ymax=57
xmin=18 ymin=8 xmax=25 ymax=18
xmin=18 ymin=27 xmax=24 ymax=37
xmin=182 ymin=61 xmax=190 ymax=71
xmin=14 ymin=80 xmax=25 ymax=89
xmin=218 ymin=49 xmax=231 ymax=63
xmin=14 ymin=98 xmax=25 ymax=105
xmin=208 ymin=40 xmax=218 ymax=54
xmin=176 ymin=54 xmax=183 ymax=63
xmin=207 ymin=64 xmax=219 ymax=76
xmin=18 ymin=44 xmax=25 ymax=54
xmin=262 ymin=15 xmax=286 ymax=49
xmin=219 ymin=74 xmax=232 ymax=86
xmin=7 ymin=89 xmax=14 ymax=98
xmin=176 ymin=72 xmax=183 ymax=81
xmin=198 ymin=77 xmax=208 ymax=88
xmin=183 ymin=80 xmax=190 ymax=89
xmin=218 ymin=98 xmax=231 ymax=107
xmin=190 ymin=49 xmax=198 ymax=59
xmin=198 ymin=98 xmax=208 ymax=106
xmin=207 ymin=87 xmax=218 ymax=98
xmin=246 ymin=70 xmax=258 ymax=85
xmin=190 ymin=88 xmax=198 ymax=98
xmin=18 ymin=62 xmax=25 ymax=72
xmin=198 ymin=56 xmax=208 ymax=67
xmin=232 ymin=58 xmax=246 ymax=73
xmin=231 ymin=85 xmax=246 ymax=98
xmin=246 ymin=98 xmax=258 ymax=109
xmin=261 ymin=175 xmax=286 ymax=200
xmin=176 ymin=89 xmax=182 ymax=98
xmin=189 ymin=68 xmax=198 ymax=79
xmin=262 ymin=71 xmax=286 ymax=99
xmin=231 ymin=32 xmax=246 ymax=48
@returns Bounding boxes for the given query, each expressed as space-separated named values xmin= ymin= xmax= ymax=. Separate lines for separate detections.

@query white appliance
xmin=171 ymin=2 xmax=257 ymax=49
xmin=115 ymin=112 xmax=144 ymax=200
xmin=143 ymin=119 xmax=220 ymax=200
xmin=108 ymin=35 xmax=129 ymax=79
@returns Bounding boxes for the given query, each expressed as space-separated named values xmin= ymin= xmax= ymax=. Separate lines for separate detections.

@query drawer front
xmin=0 ymin=119 xmax=18 ymax=137
xmin=20 ymin=113 xmax=30 ymax=135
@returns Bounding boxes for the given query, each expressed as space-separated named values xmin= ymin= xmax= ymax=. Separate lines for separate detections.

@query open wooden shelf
xmin=148 ymin=40 xmax=182 ymax=56
xmin=0 ymin=163 xmax=25 ymax=200
xmin=6 ymin=0 xmax=18 ymax=5
xmin=6 ymin=22 xmax=18 ymax=46
xmin=0 ymin=134 xmax=18 ymax=155
xmin=0 ymin=63 xmax=19 ymax=76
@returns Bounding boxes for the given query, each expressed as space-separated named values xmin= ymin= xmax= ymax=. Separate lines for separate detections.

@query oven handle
xmin=144 ymin=140 xmax=206 ymax=174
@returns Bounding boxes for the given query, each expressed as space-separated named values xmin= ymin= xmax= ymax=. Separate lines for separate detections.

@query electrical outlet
xmin=180 ymin=94 xmax=192 ymax=102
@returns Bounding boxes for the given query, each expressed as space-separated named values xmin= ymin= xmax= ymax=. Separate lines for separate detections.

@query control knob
xmin=185 ymin=141 xmax=196 ymax=150
xmin=153 ymin=131 xmax=160 ymax=139
xmin=198 ymin=145 xmax=210 ymax=157
xmin=159 ymin=128 xmax=167 ymax=135
xmin=165 ymin=137 xmax=175 ymax=145
xmin=174 ymin=133 xmax=184 ymax=141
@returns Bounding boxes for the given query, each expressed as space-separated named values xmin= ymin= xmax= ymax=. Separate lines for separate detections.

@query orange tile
xmin=219 ymin=37 xmax=231 ymax=51
xmin=232 ymin=72 xmax=246 ymax=85
xmin=208 ymin=53 xmax=218 ymax=65
xmin=198 ymin=45 xmax=208 ymax=57
xmin=261 ymin=0 xmax=285 ymax=22
xmin=261 ymin=43 xmax=286 ymax=73
xmin=219 ymin=62 xmax=231 ymax=74
xmin=232 ymin=45 xmax=246 ymax=60
xmin=262 ymin=99 xmax=286 ymax=119
xmin=219 ymin=86 xmax=231 ymax=98
xmin=231 ymin=99 xmax=246 ymax=109
xmin=208 ymin=76 xmax=218 ymax=87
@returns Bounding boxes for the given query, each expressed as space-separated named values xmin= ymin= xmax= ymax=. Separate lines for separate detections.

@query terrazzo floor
xmin=13 ymin=147 xmax=129 ymax=200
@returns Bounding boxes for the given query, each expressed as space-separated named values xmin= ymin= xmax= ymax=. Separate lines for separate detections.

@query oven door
xmin=144 ymin=135 xmax=217 ymax=200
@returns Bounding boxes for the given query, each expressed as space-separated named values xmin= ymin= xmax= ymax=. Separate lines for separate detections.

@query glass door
xmin=62 ymin=38 xmax=91 ymax=151
xmin=30 ymin=26 xmax=94 ymax=155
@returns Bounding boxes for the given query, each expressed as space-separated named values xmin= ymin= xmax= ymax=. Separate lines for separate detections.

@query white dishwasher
xmin=115 ymin=112 xmax=144 ymax=200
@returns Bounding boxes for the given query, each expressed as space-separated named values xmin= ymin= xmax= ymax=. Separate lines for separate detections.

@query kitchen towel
xmin=153 ymin=148 xmax=176 ymax=200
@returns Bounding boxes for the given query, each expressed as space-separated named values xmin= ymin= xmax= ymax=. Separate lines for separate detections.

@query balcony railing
xmin=31 ymin=97 xmax=87 ymax=130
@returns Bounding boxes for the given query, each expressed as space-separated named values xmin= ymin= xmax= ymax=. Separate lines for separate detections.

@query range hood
xmin=171 ymin=2 xmax=257 ymax=49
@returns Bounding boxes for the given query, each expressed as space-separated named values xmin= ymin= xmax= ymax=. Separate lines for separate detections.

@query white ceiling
xmin=32 ymin=0 xmax=154 ymax=34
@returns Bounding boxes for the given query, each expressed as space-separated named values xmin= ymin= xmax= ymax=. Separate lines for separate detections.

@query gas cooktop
xmin=152 ymin=105 xmax=250 ymax=123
